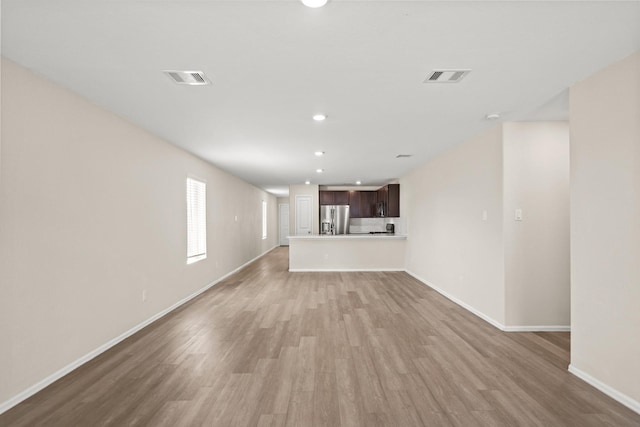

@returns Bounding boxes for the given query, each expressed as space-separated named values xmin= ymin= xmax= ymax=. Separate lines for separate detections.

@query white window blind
xmin=262 ymin=200 xmax=268 ymax=239
xmin=186 ymin=178 xmax=207 ymax=263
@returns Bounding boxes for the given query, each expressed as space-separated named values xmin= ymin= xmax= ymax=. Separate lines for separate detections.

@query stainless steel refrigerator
xmin=320 ymin=205 xmax=350 ymax=235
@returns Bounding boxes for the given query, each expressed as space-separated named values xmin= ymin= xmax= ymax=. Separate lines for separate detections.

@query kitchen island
xmin=288 ymin=234 xmax=407 ymax=272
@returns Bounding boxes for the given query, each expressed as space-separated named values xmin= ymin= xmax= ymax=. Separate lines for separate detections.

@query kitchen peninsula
xmin=288 ymin=233 xmax=407 ymax=272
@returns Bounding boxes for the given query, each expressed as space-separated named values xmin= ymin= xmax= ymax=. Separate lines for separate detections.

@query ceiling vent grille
xmin=424 ymin=69 xmax=471 ymax=83
xmin=396 ymin=154 xmax=412 ymax=158
xmin=163 ymin=70 xmax=211 ymax=86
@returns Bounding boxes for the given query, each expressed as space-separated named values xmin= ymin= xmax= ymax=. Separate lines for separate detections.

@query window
xmin=186 ymin=177 xmax=206 ymax=264
xmin=262 ymin=200 xmax=267 ymax=240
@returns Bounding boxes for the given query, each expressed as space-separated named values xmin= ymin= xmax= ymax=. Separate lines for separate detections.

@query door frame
xmin=278 ymin=203 xmax=290 ymax=246
xmin=295 ymin=195 xmax=313 ymax=236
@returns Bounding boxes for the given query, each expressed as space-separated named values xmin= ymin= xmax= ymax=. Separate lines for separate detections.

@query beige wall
xmin=403 ymin=122 xmax=571 ymax=330
xmin=503 ymin=122 xmax=570 ymax=327
xmin=403 ymin=127 xmax=506 ymax=326
xmin=0 ymin=59 xmax=278 ymax=407
xmin=0 ymin=39 xmax=9 ymax=414
xmin=569 ymin=52 xmax=640 ymax=407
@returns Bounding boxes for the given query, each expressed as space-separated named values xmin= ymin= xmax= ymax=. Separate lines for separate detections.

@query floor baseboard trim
xmin=404 ymin=270 xmax=506 ymax=331
xmin=404 ymin=271 xmax=573 ymax=333
xmin=503 ymin=325 xmax=571 ymax=332
xmin=289 ymin=268 xmax=405 ymax=272
xmin=0 ymin=246 xmax=277 ymax=416
xmin=568 ymin=364 xmax=640 ymax=415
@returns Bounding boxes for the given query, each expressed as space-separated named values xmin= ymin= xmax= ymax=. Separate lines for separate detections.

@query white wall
xmin=403 ymin=127 xmax=506 ymax=326
xmin=569 ymin=52 xmax=640 ymax=408
xmin=0 ymin=59 xmax=278 ymax=408
xmin=503 ymin=122 xmax=570 ymax=328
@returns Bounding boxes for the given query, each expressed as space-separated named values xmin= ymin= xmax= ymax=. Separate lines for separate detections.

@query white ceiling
xmin=3 ymin=1 xmax=640 ymax=196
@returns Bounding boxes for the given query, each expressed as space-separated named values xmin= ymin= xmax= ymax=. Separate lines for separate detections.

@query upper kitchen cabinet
xmin=319 ymin=191 xmax=349 ymax=205
xmin=321 ymin=187 xmax=396 ymax=217
xmin=349 ymin=191 xmax=377 ymax=218
xmin=360 ymin=191 xmax=377 ymax=218
xmin=376 ymin=184 xmax=400 ymax=217
xmin=334 ymin=191 xmax=349 ymax=205
xmin=387 ymin=184 xmax=400 ymax=217
xmin=319 ymin=191 xmax=334 ymax=205
xmin=348 ymin=191 xmax=361 ymax=217
xmin=376 ymin=186 xmax=388 ymax=210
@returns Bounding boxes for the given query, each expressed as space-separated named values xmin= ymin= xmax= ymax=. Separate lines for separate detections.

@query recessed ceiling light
xmin=313 ymin=114 xmax=327 ymax=121
xmin=301 ymin=0 xmax=328 ymax=8
xmin=485 ymin=113 xmax=501 ymax=120
xmin=316 ymin=169 xmax=324 ymax=173
xmin=356 ymin=181 xmax=362 ymax=185
xmin=305 ymin=180 xmax=311 ymax=185
xmin=314 ymin=151 xmax=325 ymax=156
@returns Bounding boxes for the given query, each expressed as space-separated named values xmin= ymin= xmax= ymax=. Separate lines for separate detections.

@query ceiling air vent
xmin=163 ymin=70 xmax=211 ymax=86
xmin=396 ymin=154 xmax=412 ymax=158
xmin=424 ymin=69 xmax=471 ymax=84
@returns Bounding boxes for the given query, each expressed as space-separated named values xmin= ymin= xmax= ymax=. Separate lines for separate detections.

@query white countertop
xmin=288 ymin=234 xmax=407 ymax=240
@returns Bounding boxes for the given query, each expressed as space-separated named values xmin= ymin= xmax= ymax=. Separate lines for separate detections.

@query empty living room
xmin=1 ymin=1 xmax=639 ymax=426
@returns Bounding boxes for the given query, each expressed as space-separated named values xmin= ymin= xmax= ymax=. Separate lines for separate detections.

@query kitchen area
xmin=288 ymin=184 xmax=407 ymax=271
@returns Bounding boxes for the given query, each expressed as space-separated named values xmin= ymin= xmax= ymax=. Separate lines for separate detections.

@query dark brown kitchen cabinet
xmin=376 ymin=184 xmax=400 ymax=217
xmin=376 ymin=186 xmax=388 ymax=210
xmin=387 ymin=184 xmax=400 ymax=217
xmin=322 ymin=187 xmax=396 ymax=217
xmin=348 ymin=191 xmax=376 ymax=218
xmin=334 ymin=191 xmax=349 ymax=205
xmin=319 ymin=191 xmax=334 ymax=205
xmin=320 ymin=191 xmax=349 ymax=205
xmin=348 ymin=191 xmax=361 ymax=217
xmin=360 ymin=191 xmax=377 ymax=218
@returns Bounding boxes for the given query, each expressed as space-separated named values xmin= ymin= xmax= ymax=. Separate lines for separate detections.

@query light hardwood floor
xmin=2 ymin=247 xmax=639 ymax=426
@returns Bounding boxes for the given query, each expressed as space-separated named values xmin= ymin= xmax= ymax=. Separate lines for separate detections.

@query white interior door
xmin=279 ymin=203 xmax=290 ymax=245
xmin=295 ymin=195 xmax=313 ymax=235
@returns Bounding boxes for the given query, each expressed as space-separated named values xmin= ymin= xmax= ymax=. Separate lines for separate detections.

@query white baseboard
xmin=0 ymin=246 xmax=277 ymax=416
xmin=404 ymin=270 xmax=571 ymax=333
xmin=404 ymin=270 xmax=507 ymax=331
xmin=503 ymin=325 xmax=571 ymax=332
xmin=289 ymin=268 xmax=404 ymax=272
xmin=568 ymin=364 xmax=640 ymax=415
xmin=403 ymin=271 xmax=638 ymax=415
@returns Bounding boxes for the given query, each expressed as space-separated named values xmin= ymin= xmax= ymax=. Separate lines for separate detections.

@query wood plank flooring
xmin=2 ymin=247 xmax=639 ymax=426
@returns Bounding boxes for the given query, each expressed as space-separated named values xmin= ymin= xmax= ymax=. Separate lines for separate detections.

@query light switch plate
xmin=515 ymin=209 xmax=523 ymax=221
